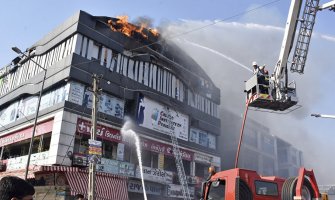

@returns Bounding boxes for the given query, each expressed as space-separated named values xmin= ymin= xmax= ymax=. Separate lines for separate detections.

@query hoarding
xmin=136 ymin=166 xmax=173 ymax=184
xmin=128 ymin=180 xmax=162 ymax=195
xmin=137 ymin=96 xmax=189 ymax=141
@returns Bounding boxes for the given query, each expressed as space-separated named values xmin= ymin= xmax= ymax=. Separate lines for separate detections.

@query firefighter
xmin=252 ymin=61 xmax=259 ymax=74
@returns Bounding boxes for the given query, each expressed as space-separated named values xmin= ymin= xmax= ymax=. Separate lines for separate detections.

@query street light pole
xmin=12 ymin=47 xmax=47 ymax=180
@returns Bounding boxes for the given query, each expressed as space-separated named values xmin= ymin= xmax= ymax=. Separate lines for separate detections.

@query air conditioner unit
xmin=72 ymin=154 xmax=88 ymax=166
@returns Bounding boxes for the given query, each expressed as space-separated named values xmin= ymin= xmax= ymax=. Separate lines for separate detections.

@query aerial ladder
xmin=245 ymin=0 xmax=335 ymax=112
xmin=170 ymin=129 xmax=191 ymax=200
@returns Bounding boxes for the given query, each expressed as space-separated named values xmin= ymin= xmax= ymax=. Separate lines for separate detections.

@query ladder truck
xmin=245 ymin=0 xmax=335 ymax=112
xmin=201 ymin=0 xmax=335 ymax=200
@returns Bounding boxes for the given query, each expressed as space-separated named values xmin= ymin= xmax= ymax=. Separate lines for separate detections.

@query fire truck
xmin=200 ymin=0 xmax=335 ymax=199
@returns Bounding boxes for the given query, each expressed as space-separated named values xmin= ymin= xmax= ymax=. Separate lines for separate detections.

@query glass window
xmin=207 ymin=180 xmax=225 ymax=200
xmin=164 ymin=156 xmax=177 ymax=173
xmin=255 ymin=181 xmax=278 ymax=196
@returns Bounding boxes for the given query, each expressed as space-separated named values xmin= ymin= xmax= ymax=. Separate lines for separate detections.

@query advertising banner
xmin=167 ymin=184 xmax=195 ymax=199
xmin=0 ymin=120 xmax=53 ymax=147
xmin=68 ymin=82 xmax=85 ymax=105
xmin=137 ymin=96 xmax=189 ymax=141
xmin=128 ymin=180 xmax=162 ymax=195
xmin=140 ymin=138 xmax=193 ymax=161
xmin=83 ymin=89 xmax=124 ymax=119
xmin=207 ymin=133 xmax=216 ymax=149
xmin=194 ymin=153 xmax=212 ymax=164
xmin=76 ymin=118 xmax=122 ymax=143
xmin=7 ymin=151 xmax=49 ymax=171
xmin=136 ymin=166 xmax=173 ymax=184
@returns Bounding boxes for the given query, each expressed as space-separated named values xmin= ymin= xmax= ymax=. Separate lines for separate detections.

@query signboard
xmin=136 ymin=166 xmax=173 ymax=184
xmin=208 ymin=133 xmax=216 ymax=149
xmin=167 ymin=184 xmax=195 ymax=199
xmin=137 ymin=96 xmax=189 ymax=141
xmin=68 ymin=82 xmax=85 ymax=105
xmin=140 ymin=138 xmax=193 ymax=161
xmin=96 ymin=158 xmax=135 ymax=177
xmin=76 ymin=118 xmax=122 ymax=143
xmin=128 ymin=180 xmax=162 ymax=195
xmin=189 ymin=128 xmax=199 ymax=144
xmin=83 ymin=89 xmax=124 ymax=119
xmin=194 ymin=153 xmax=212 ymax=164
xmin=0 ymin=120 xmax=53 ymax=146
xmin=7 ymin=151 xmax=49 ymax=171
xmin=158 ymin=153 xmax=164 ymax=169
xmin=117 ymin=143 xmax=125 ymax=161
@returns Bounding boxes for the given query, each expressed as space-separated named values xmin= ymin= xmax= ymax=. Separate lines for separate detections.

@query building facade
xmin=220 ymin=109 xmax=303 ymax=178
xmin=0 ymin=11 xmax=221 ymax=200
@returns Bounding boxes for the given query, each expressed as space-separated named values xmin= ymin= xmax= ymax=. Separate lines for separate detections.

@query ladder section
xmin=291 ymin=0 xmax=320 ymax=73
xmin=170 ymin=131 xmax=191 ymax=200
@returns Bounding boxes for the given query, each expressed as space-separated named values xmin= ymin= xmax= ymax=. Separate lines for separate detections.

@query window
xmin=164 ymin=156 xmax=177 ymax=173
xmin=207 ymin=180 xmax=226 ymax=200
xmin=195 ymin=162 xmax=209 ymax=178
xmin=255 ymin=181 xmax=278 ymax=196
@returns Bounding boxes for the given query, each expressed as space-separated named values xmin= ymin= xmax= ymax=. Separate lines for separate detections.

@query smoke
xmin=161 ymin=18 xmax=335 ymax=184
xmin=132 ymin=16 xmax=155 ymax=28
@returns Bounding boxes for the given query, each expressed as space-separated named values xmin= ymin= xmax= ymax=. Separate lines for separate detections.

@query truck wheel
xmin=238 ymin=179 xmax=253 ymax=200
xmin=281 ymin=177 xmax=315 ymax=200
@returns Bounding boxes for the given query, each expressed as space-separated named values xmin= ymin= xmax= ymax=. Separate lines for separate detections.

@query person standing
xmin=252 ymin=61 xmax=259 ymax=75
xmin=0 ymin=176 xmax=35 ymax=200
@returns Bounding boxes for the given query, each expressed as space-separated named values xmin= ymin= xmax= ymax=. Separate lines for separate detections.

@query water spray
xmin=121 ymin=120 xmax=147 ymax=200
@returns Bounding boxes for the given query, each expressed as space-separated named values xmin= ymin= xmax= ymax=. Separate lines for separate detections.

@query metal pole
xmin=88 ymin=74 xmax=99 ymax=200
xmin=12 ymin=47 xmax=47 ymax=180
xmin=311 ymin=114 xmax=335 ymax=119
xmin=24 ymin=67 xmax=47 ymax=180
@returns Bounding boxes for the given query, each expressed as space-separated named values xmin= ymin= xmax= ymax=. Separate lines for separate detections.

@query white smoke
xmin=162 ymin=18 xmax=335 ymax=184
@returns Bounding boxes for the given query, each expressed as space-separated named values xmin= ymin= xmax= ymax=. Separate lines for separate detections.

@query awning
xmin=40 ymin=166 xmax=129 ymax=200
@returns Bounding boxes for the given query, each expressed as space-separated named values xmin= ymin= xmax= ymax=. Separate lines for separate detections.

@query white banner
xmin=84 ymin=89 xmax=124 ymax=119
xmin=194 ymin=153 xmax=212 ymax=164
xmin=167 ymin=184 xmax=195 ymax=199
xmin=128 ymin=180 xmax=162 ymax=195
xmin=136 ymin=166 xmax=173 ymax=184
xmin=68 ymin=82 xmax=85 ymax=105
xmin=137 ymin=96 xmax=189 ymax=141
xmin=7 ymin=151 xmax=49 ymax=171
xmin=208 ymin=133 xmax=216 ymax=149
xmin=117 ymin=143 xmax=125 ymax=161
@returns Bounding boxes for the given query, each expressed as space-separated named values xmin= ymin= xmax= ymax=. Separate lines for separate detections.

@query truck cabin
xmin=202 ymin=167 xmax=321 ymax=200
xmin=202 ymin=168 xmax=285 ymax=200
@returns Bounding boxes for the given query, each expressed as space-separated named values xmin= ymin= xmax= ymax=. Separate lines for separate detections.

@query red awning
xmin=40 ymin=166 xmax=129 ymax=200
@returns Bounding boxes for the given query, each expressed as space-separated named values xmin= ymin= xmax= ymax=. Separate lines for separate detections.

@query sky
xmin=1 ymin=0 xmax=335 ymax=184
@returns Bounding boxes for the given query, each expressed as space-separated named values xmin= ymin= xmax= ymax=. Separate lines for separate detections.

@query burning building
xmin=0 ymin=11 xmax=221 ymax=200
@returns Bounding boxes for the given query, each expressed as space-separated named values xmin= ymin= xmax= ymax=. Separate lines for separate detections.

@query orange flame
xmin=107 ymin=15 xmax=159 ymax=39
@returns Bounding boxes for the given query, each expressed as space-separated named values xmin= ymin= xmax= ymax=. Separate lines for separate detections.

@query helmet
xmin=259 ymin=65 xmax=265 ymax=70
xmin=252 ymin=61 xmax=257 ymax=66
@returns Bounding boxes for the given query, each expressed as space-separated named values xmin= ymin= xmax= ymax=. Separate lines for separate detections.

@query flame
xmin=107 ymin=15 xmax=159 ymax=39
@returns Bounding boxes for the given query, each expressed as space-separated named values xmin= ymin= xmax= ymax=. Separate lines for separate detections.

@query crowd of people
xmin=0 ymin=176 xmax=85 ymax=200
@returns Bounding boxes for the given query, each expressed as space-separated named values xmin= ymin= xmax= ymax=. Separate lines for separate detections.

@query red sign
xmin=76 ymin=118 xmax=122 ymax=142
xmin=0 ymin=119 xmax=54 ymax=147
xmin=141 ymin=139 xmax=193 ymax=161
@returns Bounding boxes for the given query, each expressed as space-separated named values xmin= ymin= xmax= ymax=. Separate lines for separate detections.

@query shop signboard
xmin=167 ymin=184 xmax=195 ymax=199
xmin=194 ymin=153 xmax=212 ymax=164
xmin=207 ymin=133 xmax=216 ymax=149
xmin=140 ymin=138 xmax=193 ymax=161
xmin=0 ymin=120 xmax=53 ymax=146
xmin=68 ymin=82 xmax=85 ymax=105
xmin=83 ymin=89 xmax=124 ymax=119
xmin=136 ymin=166 xmax=173 ymax=184
xmin=7 ymin=151 xmax=49 ymax=171
xmin=97 ymin=158 xmax=119 ymax=174
xmin=76 ymin=118 xmax=122 ymax=143
xmin=137 ymin=96 xmax=189 ymax=141
xmin=128 ymin=180 xmax=162 ymax=195
xmin=117 ymin=143 xmax=125 ymax=161
xmin=119 ymin=161 xmax=135 ymax=177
